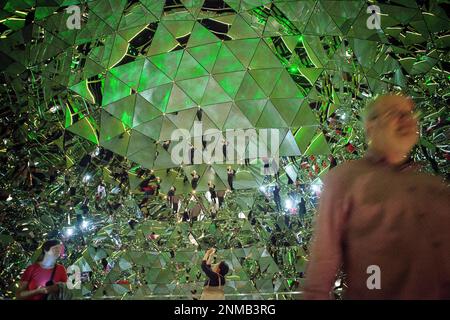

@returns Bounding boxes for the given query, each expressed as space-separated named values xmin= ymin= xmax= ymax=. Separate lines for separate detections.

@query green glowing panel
xmin=91 ymin=0 xmax=127 ymax=30
xmin=110 ymin=59 xmax=145 ymax=90
xmin=249 ymin=40 xmax=282 ymax=69
xmin=271 ymin=98 xmax=304 ymax=126
xmin=102 ymin=131 xmax=130 ymax=157
xmin=158 ymin=117 xmax=181 ymax=142
xmin=235 ymin=72 xmax=266 ymax=101
xmin=162 ymin=20 xmax=195 ymax=38
xmin=127 ymin=143 xmax=155 ymax=169
xmin=279 ymin=131 xmax=301 ymax=156
xmin=64 ymin=104 xmax=73 ymax=128
xmin=181 ymin=0 xmax=204 ymax=18
xmin=256 ymin=100 xmax=288 ymax=128
xmin=228 ymin=14 xmax=260 ymax=39
xmin=177 ymin=76 xmax=210 ymax=105
xmin=166 ymin=84 xmax=196 ymax=113
xmin=223 ymin=104 xmax=253 ymax=130
xmin=175 ymin=51 xmax=209 ymax=81
xmin=35 ymin=7 xmax=55 ymax=21
xmin=120 ymin=4 xmax=158 ymax=30
xmin=294 ymin=126 xmax=318 ymax=153
xmin=303 ymin=2 xmax=341 ymax=36
xmin=102 ymin=73 xmax=132 ymax=106
xmin=270 ymin=70 xmax=303 ymax=99
xmin=70 ymin=80 xmax=95 ymax=104
xmin=140 ymin=0 xmax=164 ymax=18
xmin=150 ymin=50 xmax=183 ymax=80
xmin=66 ymin=117 xmax=99 ymax=145
xmin=201 ymin=76 xmax=233 ymax=106
xmin=134 ymin=117 xmax=163 ymax=141
xmin=100 ymin=110 xmax=128 ymax=144
xmin=299 ymin=67 xmax=323 ymax=85
xmin=249 ymin=68 xmax=283 ymax=96
xmin=187 ymin=42 xmax=222 ymax=73
xmin=275 ymin=1 xmax=316 ymax=32
xmin=348 ymin=38 xmax=378 ymax=69
xmin=235 ymin=99 xmax=266 ymax=126
xmin=147 ymin=24 xmax=179 ymax=56
xmin=203 ymin=102 xmax=233 ymax=129
xmin=291 ymin=101 xmax=319 ymax=127
xmin=304 ymin=132 xmax=331 ymax=156
xmin=223 ymin=0 xmax=240 ymax=11
xmin=263 ymin=16 xmax=286 ymax=37
xmin=212 ymin=43 xmax=246 ymax=74
xmin=302 ymin=35 xmax=327 ymax=68
xmin=166 ymin=109 xmax=197 ymax=131
xmin=139 ymin=83 xmax=173 ymax=113
xmin=104 ymin=95 xmax=136 ymax=128
xmin=213 ymin=71 xmax=246 ymax=99
xmin=108 ymin=34 xmax=129 ymax=69
xmin=187 ymin=22 xmax=221 ymax=48
xmin=127 ymin=130 xmax=156 ymax=156
xmin=138 ymin=59 xmax=172 ymax=92
xmin=132 ymin=94 xmax=163 ymax=127
xmin=225 ymin=38 xmax=260 ymax=68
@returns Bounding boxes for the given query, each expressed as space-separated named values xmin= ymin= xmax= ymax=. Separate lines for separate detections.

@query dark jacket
xmin=201 ymin=261 xmax=225 ymax=287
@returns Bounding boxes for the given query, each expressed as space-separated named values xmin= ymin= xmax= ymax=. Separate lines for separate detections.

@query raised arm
xmin=201 ymin=248 xmax=217 ymax=279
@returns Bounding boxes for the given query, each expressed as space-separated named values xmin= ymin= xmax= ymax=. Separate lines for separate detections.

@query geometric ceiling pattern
xmin=1 ymin=0 xmax=449 ymax=193
xmin=69 ymin=197 xmax=310 ymax=300
xmin=66 ymin=7 xmax=314 ymax=174
xmin=0 ymin=0 xmax=449 ymax=300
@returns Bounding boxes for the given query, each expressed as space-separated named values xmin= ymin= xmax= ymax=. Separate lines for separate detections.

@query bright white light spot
xmin=6 ymin=195 xmax=12 ymax=201
xmin=285 ymin=199 xmax=293 ymax=209
xmin=259 ymin=186 xmax=266 ymax=193
xmin=49 ymin=105 xmax=61 ymax=113
xmin=188 ymin=233 xmax=198 ymax=246
xmin=81 ymin=220 xmax=89 ymax=230
xmin=340 ymin=114 xmax=346 ymax=120
xmin=65 ymin=227 xmax=74 ymax=237
xmin=82 ymin=174 xmax=91 ymax=183
xmin=311 ymin=183 xmax=322 ymax=193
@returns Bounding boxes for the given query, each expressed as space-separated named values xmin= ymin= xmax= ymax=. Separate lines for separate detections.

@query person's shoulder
xmin=55 ymin=263 xmax=67 ymax=271
xmin=324 ymin=159 xmax=362 ymax=181
xmin=25 ymin=263 xmax=40 ymax=271
xmin=414 ymin=171 xmax=449 ymax=191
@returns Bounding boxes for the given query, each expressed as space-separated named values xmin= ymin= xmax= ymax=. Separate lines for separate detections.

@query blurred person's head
xmin=38 ymin=239 xmax=62 ymax=268
xmin=364 ymin=93 xmax=419 ymax=164
xmin=212 ymin=261 xmax=229 ymax=277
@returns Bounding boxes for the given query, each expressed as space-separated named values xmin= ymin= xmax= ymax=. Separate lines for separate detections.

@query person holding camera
xmin=200 ymin=248 xmax=229 ymax=300
xmin=16 ymin=239 xmax=68 ymax=300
